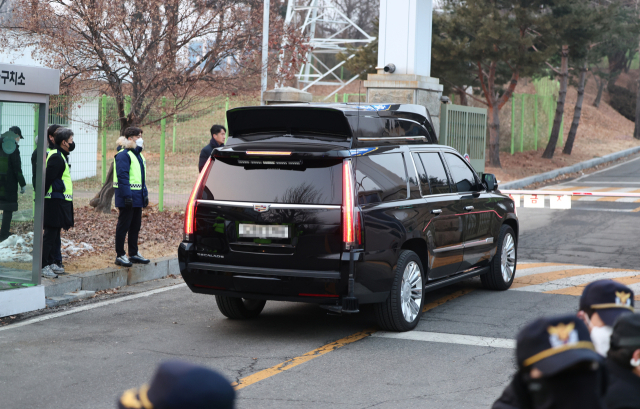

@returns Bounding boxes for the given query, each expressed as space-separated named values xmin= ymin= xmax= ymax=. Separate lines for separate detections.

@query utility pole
xmin=261 ymin=0 xmax=270 ymax=105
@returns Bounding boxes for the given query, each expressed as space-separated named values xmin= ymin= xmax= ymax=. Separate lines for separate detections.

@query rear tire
xmin=374 ymin=250 xmax=425 ymax=332
xmin=215 ymin=296 xmax=266 ymax=319
xmin=481 ymin=225 xmax=517 ymax=291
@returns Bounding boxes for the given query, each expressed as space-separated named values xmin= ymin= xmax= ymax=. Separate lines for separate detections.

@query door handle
xmin=465 ymin=206 xmax=474 ymax=211
xmin=431 ymin=209 xmax=442 ymax=214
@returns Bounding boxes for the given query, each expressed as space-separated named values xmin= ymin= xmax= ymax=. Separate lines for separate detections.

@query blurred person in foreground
xmin=42 ymin=128 xmax=75 ymax=279
xmin=32 ymin=124 xmax=63 ymax=270
xmin=605 ymin=313 xmax=640 ymax=409
xmin=113 ymin=127 xmax=149 ymax=267
xmin=493 ymin=315 xmax=606 ymax=409
xmin=198 ymin=124 xmax=225 ymax=172
xmin=578 ymin=280 xmax=635 ymax=357
xmin=0 ymin=127 xmax=26 ymax=241
xmin=117 ymin=361 xmax=235 ymax=409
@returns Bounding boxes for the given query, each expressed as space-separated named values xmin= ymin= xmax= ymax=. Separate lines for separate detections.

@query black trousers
xmin=1 ymin=210 xmax=12 ymax=238
xmin=42 ymin=227 xmax=61 ymax=267
xmin=116 ymin=207 xmax=142 ymax=257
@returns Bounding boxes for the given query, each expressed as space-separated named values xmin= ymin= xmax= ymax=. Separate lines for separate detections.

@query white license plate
xmin=239 ymin=224 xmax=289 ymax=239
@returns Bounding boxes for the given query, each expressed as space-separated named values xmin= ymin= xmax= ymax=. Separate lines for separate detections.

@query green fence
xmin=439 ymin=103 xmax=487 ymax=174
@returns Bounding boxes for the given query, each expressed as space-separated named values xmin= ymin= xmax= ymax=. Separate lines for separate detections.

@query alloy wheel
xmin=501 ymin=233 xmax=516 ymax=282
xmin=400 ymin=261 xmax=423 ymax=323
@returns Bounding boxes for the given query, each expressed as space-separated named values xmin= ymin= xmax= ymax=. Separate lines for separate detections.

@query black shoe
xmin=129 ymin=253 xmax=150 ymax=264
xmin=115 ymin=255 xmax=133 ymax=267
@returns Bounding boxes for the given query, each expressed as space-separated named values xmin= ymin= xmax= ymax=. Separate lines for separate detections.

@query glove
xmin=143 ymin=196 xmax=149 ymax=207
xmin=124 ymin=197 xmax=133 ymax=209
xmin=20 ymin=186 xmax=25 ymax=194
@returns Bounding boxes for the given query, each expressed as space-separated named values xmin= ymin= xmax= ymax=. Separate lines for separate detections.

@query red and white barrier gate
xmin=500 ymin=190 xmax=640 ymax=210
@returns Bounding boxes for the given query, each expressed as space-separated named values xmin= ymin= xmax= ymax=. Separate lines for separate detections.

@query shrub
xmin=608 ymin=83 xmax=636 ymax=122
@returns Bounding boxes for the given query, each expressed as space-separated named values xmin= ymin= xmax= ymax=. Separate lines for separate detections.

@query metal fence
xmin=439 ymin=103 xmax=487 ymax=174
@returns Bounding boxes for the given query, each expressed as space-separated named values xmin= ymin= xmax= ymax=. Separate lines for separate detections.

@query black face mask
xmin=523 ymin=364 xmax=606 ymax=409
xmin=66 ymin=141 xmax=75 ymax=152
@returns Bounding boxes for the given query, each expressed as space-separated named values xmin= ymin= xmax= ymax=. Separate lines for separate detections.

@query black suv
xmin=178 ymin=103 xmax=518 ymax=331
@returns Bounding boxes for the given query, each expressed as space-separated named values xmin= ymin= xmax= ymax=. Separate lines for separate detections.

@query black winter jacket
xmin=198 ymin=138 xmax=223 ymax=172
xmin=43 ymin=146 xmax=74 ymax=229
xmin=0 ymin=142 xmax=26 ymax=212
xmin=605 ymin=359 xmax=640 ymax=409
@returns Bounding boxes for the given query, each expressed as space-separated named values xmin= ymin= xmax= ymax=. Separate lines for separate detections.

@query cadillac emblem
xmin=253 ymin=204 xmax=270 ymax=212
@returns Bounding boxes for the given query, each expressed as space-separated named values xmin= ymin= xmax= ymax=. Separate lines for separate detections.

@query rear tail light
xmin=343 ymin=159 xmax=360 ymax=247
xmin=184 ymin=158 xmax=213 ymax=242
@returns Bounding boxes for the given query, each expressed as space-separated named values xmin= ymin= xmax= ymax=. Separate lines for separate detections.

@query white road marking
xmin=511 ymin=271 xmax=640 ymax=293
xmin=371 ymin=331 xmax=516 ymax=349
xmin=516 ymin=264 xmax=598 ymax=277
xmin=0 ymin=283 xmax=187 ymax=332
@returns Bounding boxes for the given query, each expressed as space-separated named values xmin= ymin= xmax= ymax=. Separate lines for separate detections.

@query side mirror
xmin=482 ymin=173 xmax=497 ymax=191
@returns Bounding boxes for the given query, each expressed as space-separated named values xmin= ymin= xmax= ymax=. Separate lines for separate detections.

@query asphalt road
xmin=2 ymin=156 xmax=640 ymax=409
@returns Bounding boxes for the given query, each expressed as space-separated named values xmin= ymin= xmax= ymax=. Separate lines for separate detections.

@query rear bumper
xmin=179 ymin=243 xmax=388 ymax=304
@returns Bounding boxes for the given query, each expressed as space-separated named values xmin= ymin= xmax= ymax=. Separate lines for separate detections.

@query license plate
xmin=239 ymin=224 xmax=289 ymax=239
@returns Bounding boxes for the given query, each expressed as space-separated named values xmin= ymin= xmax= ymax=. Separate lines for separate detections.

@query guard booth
xmin=0 ymin=63 xmax=60 ymax=317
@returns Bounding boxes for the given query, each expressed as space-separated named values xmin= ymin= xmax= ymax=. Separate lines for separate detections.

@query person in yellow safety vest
xmin=113 ymin=127 xmax=150 ymax=267
xmin=41 ymin=128 xmax=75 ymax=279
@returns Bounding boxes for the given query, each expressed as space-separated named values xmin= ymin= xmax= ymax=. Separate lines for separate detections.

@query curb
xmin=500 ymin=146 xmax=640 ymax=190
xmin=43 ymin=256 xmax=179 ymax=300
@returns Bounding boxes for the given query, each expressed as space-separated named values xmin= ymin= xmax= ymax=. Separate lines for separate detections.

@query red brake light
xmin=184 ymin=158 xmax=213 ymax=241
xmin=343 ymin=159 xmax=355 ymax=245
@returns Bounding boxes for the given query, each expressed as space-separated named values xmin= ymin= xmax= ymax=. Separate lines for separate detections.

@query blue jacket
xmin=199 ymin=138 xmax=223 ymax=172
xmin=114 ymin=137 xmax=148 ymax=208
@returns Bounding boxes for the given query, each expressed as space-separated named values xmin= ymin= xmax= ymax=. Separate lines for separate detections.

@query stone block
xmin=44 ymin=275 xmax=82 ymax=297
xmin=417 ymin=89 xmax=442 ymax=117
xmin=127 ymin=259 xmax=169 ymax=285
xmin=79 ymin=268 xmax=128 ymax=292
xmin=431 ymin=116 xmax=440 ymax=139
xmin=367 ymin=88 xmax=414 ymax=104
xmin=0 ymin=285 xmax=45 ymax=317
xmin=168 ymin=257 xmax=179 ymax=275
xmin=263 ymin=87 xmax=312 ymax=105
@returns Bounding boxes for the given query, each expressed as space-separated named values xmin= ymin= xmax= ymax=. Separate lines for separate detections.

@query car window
xmin=445 ymin=153 xmax=479 ymax=193
xmin=418 ymin=152 xmax=451 ymax=195
xmin=355 ymin=153 xmax=408 ymax=204
xmin=407 ymin=155 xmax=422 ymax=199
xmin=412 ymin=153 xmax=430 ymax=195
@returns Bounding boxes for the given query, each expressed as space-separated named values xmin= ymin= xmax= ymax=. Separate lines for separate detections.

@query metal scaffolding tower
xmin=277 ymin=0 xmax=376 ymax=99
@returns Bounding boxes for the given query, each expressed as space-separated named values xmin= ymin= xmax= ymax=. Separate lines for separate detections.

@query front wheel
xmin=481 ymin=225 xmax=517 ymax=291
xmin=374 ymin=250 xmax=425 ymax=332
xmin=215 ymin=296 xmax=266 ymax=319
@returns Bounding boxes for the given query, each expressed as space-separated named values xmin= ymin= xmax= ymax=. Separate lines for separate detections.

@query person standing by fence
xmin=42 ymin=128 xmax=75 ymax=279
xmin=113 ymin=127 xmax=150 ymax=267
xmin=198 ymin=125 xmax=226 ymax=172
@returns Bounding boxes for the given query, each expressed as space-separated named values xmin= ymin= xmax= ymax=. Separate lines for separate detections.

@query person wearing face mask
xmin=605 ymin=313 xmax=640 ymax=409
xmin=492 ymin=315 xmax=607 ymax=409
xmin=113 ymin=127 xmax=149 ymax=267
xmin=0 ymin=127 xmax=27 ymax=242
xmin=41 ymin=127 xmax=75 ymax=279
xmin=31 ymin=124 xmax=64 ymax=272
xmin=578 ymin=280 xmax=635 ymax=357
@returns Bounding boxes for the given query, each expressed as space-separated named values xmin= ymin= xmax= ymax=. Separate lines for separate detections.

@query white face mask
xmin=136 ymin=138 xmax=144 ymax=148
xmin=591 ymin=325 xmax=613 ymax=357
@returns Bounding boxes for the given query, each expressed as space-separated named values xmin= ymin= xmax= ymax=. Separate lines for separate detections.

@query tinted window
xmin=203 ymin=159 xmax=341 ymax=204
xmin=445 ymin=153 xmax=479 ymax=193
xmin=412 ymin=153 xmax=430 ymax=195
xmin=355 ymin=153 xmax=408 ymax=204
xmin=418 ymin=152 xmax=450 ymax=195
xmin=407 ymin=156 xmax=422 ymax=199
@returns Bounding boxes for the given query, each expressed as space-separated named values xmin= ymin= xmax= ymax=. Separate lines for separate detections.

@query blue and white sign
xmin=357 ymin=104 xmax=391 ymax=111
xmin=349 ymin=147 xmax=378 ymax=156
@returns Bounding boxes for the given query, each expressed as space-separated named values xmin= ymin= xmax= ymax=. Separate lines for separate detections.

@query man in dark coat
xmin=492 ymin=315 xmax=607 ymax=409
xmin=42 ymin=128 xmax=75 ymax=279
xmin=113 ymin=127 xmax=149 ymax=267
xmin=31 ymin=124 xmax=63 ymax=271
xmin=605 ymin=313 xmax=640 ymax=409
xmin=0 ymin=127 xmax=26 ymax=241
xmin=198 ymin=124 xmax=225 ymax=172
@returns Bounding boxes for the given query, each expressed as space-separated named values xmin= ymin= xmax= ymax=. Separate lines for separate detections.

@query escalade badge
xmin=254 ymin=204 xmax=270 ymax=212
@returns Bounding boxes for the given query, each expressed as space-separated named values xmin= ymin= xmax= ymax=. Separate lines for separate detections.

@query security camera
xmin=384 ymin=63 xmax=396 ymax=73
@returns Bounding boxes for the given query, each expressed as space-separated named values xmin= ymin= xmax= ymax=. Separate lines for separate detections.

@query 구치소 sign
xmin=0 ymin=63 xmax=60 ymax=95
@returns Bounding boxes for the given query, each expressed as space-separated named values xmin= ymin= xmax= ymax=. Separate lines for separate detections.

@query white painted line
xmin=371 ymin=331 xmax=516 ymax=349
xmin=516 ymin=264 xmax=597 ymax=278
xmin=512 ymin=271 xmax=640 ymax=293
xmin=615 ymin=197 xmax=639 ymax=203
xmin=570 ymin=208 xmax=634 ymax=213
xmin=0 ymin=283 xmax=188 ymax=332
xmin=568 ymin=182 xmax=640 ymax=185
xmin=577 ymin=196 xmax=601 ymax=202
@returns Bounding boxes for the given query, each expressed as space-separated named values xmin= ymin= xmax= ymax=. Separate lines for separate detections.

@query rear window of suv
xmin=355 ymin=153 xmax=408 ymax=204
xmin=202 ymin=158 xmax=342 ymax=205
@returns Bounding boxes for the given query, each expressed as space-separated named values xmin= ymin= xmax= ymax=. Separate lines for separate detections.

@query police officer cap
xmin=580 ymin=280 xmax=634 ymax=326
xmin=610 ymin=313 xmax=640 ymax=349
xmin=516 ymin=314 xmax=601 ymax=376
xmin=8 ymin=126 xmax=23 ymax=139
xmin=117 ymin=361 xmax=235 ymax=409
